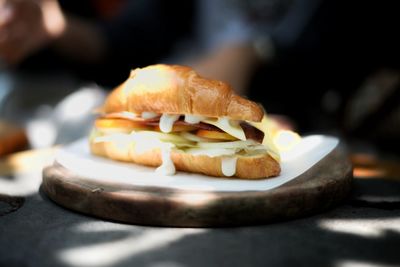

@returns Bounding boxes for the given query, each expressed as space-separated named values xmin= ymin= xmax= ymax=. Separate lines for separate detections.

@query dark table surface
xmin=1 ymin=146 xmax=400 ymax=267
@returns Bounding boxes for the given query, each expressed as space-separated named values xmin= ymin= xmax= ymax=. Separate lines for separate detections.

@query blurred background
xmin=0 ymin=0 xmax=399 ymax=156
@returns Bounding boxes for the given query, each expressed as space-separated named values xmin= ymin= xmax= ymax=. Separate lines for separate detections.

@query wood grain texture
xmin=42 ymin=147 xmax=352 ymax=227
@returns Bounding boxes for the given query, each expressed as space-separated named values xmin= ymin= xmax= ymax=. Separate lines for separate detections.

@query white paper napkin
xmin=55 ymin=135 xmax=338 ymax=192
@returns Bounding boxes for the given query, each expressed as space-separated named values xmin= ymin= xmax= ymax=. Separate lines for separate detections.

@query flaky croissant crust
xmin=103 ymin=64 xmax=264 ymax=122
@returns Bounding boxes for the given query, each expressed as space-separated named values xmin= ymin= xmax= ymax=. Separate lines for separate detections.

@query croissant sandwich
xmin=90 ymin=64 xmax=280 ymax=179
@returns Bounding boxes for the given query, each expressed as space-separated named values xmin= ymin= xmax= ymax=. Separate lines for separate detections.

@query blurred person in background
xmin=189 ymin=0 xmax=400 ymax=151
xmin=0 ymin=0 xmax=194 ymax=86
xmin=1 ymin=0 xmax=399 ymax=151
xmin=0 ymin=0 xmax=194 ymax=147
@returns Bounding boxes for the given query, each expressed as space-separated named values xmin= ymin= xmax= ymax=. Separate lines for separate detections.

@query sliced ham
xmin=101 ymin=114 xmax=264 ymax=143
xmin=240 ymin=122 xmax=264 ymax=144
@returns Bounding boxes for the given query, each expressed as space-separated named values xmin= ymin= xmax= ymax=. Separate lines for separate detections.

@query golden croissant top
xmin=102 ymin=64 xmax=264 ymax=122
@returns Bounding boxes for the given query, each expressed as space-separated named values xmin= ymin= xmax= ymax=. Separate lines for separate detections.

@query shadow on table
xmin=0 ymin=177 xmax=399 ymax=267
xmin=349 ymin=178 xmax=400 ymax=210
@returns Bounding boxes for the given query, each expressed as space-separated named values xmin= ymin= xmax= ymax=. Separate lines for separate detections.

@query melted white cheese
xmin=156 ymin=147 xmax=176 ymax=175
xmin=221 ymin=157 xmax=237 ymax=176
xmin=248 ymin=115 xmax=280 ymax=162
xmin=184 ymin=114 xmax=205 ymax=124
xmin=159 ymin=114 xmax=180 ymax=133
xmin=203 ymin=117 xmax=246 ymax=141
xmin=141 ymin=111 xmax=159 ymax=119
xmin=93 ymin=111 xmax=279 ymax=177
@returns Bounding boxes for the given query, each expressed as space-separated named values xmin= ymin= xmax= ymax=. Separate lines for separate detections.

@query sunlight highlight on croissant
xmin=124 ymin=65 xmax=177 ymax=95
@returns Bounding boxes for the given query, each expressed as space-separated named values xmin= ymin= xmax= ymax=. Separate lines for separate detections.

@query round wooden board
xmin=42 ymin=147 xmax=352 ymax=227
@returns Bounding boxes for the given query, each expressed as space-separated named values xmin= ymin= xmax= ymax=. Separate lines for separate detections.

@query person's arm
xmin=192 ymin=43 xmax=260 ymax=96
xmin=187 ymin=0 xmax=266 ymax=96
xmin=0 ymin=0 xmax=106 ymax=65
